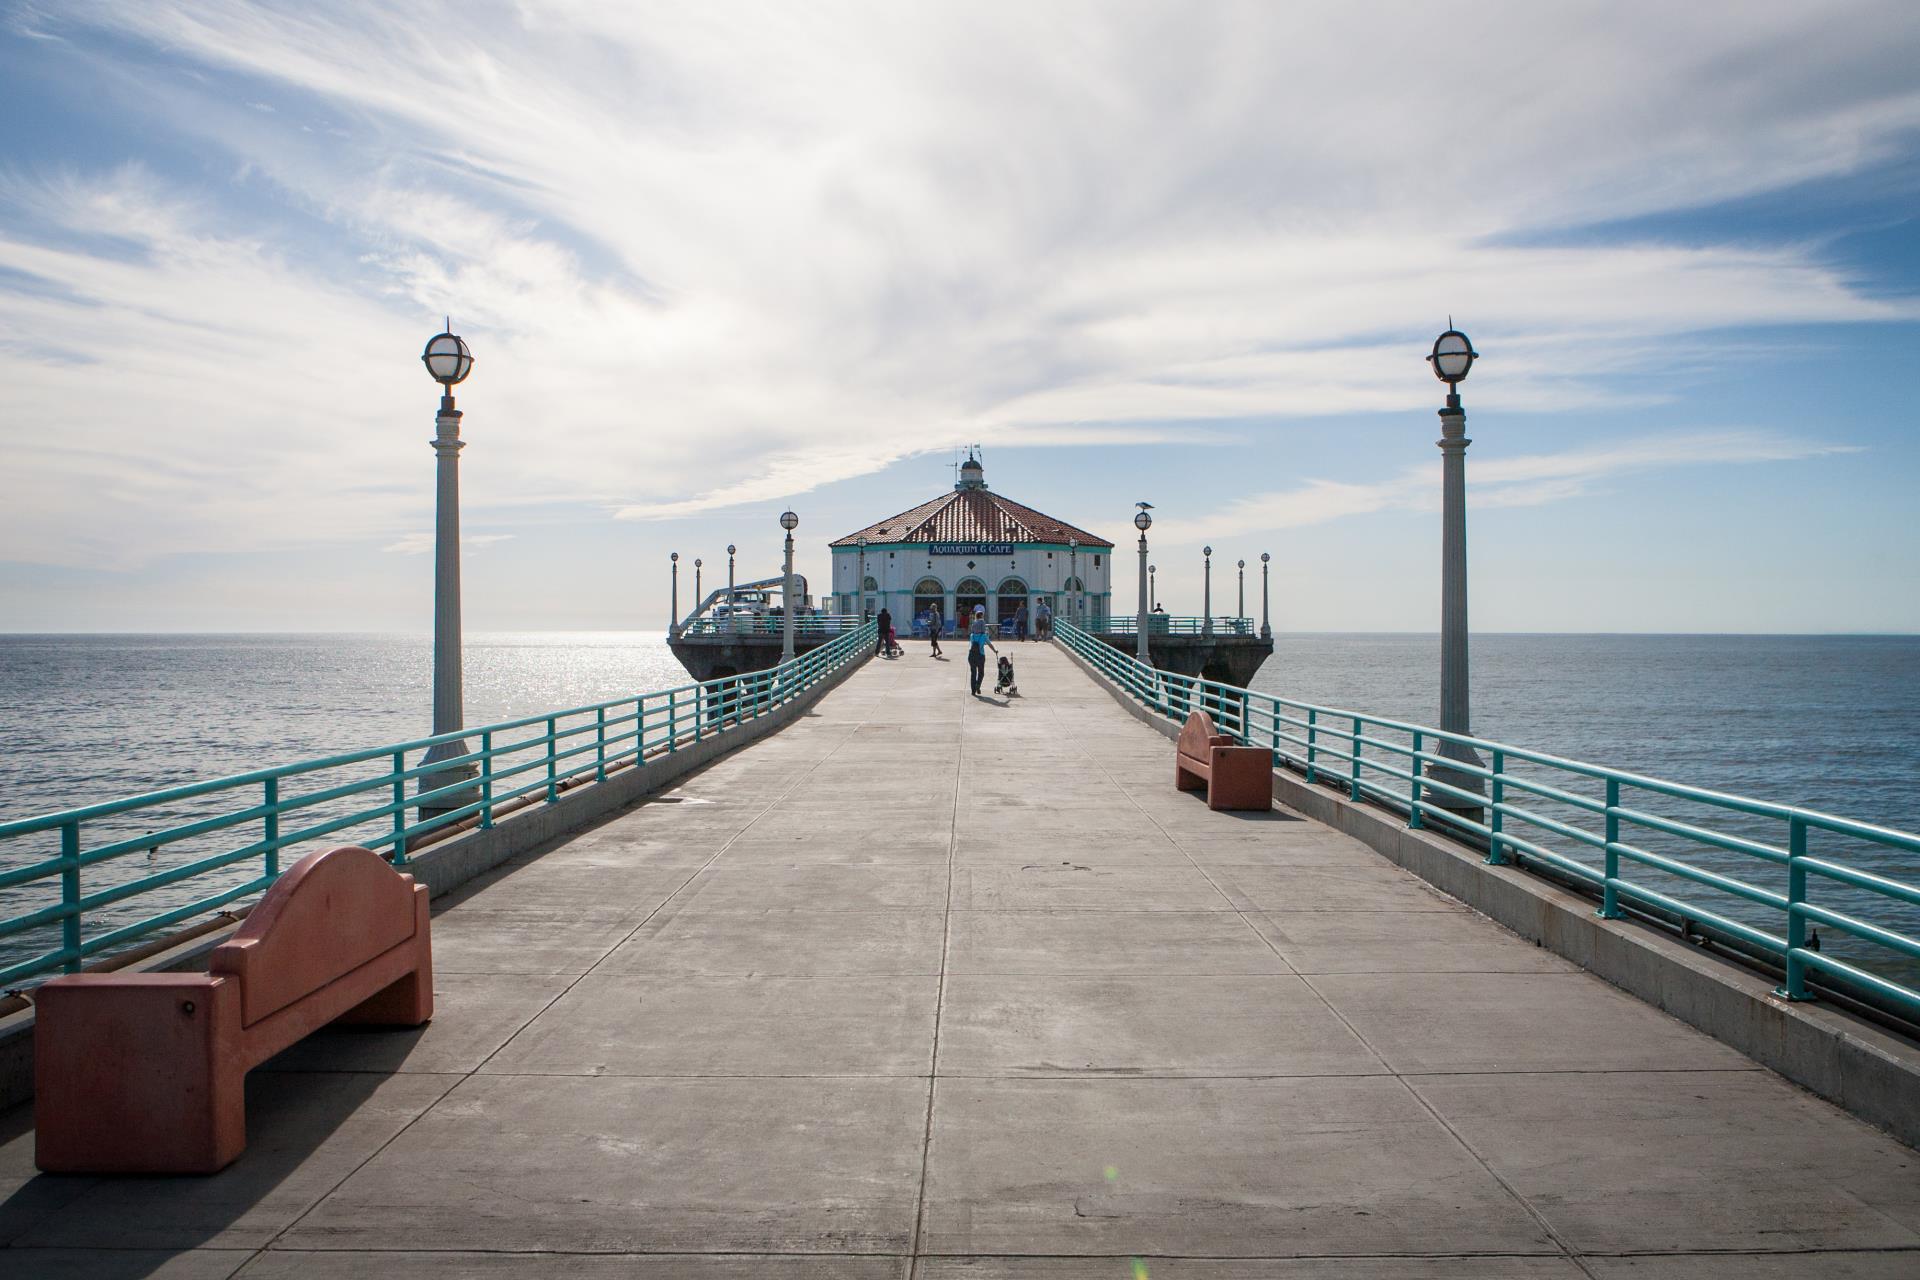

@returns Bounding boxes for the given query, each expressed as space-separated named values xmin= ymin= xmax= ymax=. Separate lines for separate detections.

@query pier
xmin=5 ymin=640 xmax=1917 ymax=1276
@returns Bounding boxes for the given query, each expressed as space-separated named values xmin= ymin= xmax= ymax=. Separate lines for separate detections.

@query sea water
xmin=2 ymin=632 xmax=1916 ymax=988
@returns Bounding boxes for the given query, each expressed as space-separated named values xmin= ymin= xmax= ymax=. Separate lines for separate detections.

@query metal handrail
xmin=1053 ymin=620 xmax=1920 ymax=1019
xmin=675 ymin=614 xmax=867 ymax=638
xmin=0 ymin=624 xmax=877 ymax=989
xmin=1094 ymin=616 xmax=1257 ymax=636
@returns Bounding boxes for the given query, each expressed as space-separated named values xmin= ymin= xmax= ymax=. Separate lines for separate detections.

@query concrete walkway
xmin=4 ymin=641 xmax=1919 ymax=1277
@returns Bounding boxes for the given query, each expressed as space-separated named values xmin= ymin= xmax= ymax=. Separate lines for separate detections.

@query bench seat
xmin=1174 ymin=709 xmax=1272 ymax=812
xmin=34 ymin=844 xmax=431 ymax=1175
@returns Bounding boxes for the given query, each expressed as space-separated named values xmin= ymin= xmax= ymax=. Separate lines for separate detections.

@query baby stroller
xmin=883 ymin=623 xmax=903 ymax=659
xmin=994 ymin=654 xmax=1018 ymax=696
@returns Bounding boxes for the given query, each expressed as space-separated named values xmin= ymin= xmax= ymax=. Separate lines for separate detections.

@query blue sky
xmin=1 ymin=1 xmax=1917 ymax=632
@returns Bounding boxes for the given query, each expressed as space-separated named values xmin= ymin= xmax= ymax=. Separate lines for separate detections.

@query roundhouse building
xmin=830 ymin=455 xmax=1113 ymax=635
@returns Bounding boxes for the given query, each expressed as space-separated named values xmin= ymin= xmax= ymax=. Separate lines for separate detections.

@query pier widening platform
xmin=1094 ymin=629 xmax=1274 ymax=686
xmin=4 ymin=640 xmax=1918 ymax=1276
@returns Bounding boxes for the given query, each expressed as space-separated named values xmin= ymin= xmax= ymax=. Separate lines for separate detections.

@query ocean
xmin=2 ymin=632 xmax=1917 ymax=992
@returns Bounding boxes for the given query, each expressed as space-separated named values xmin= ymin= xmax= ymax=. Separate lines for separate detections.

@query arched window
xmin=863 ymin=576 xmax=878 ymax=593
xmin=955 ymin=577 xmax=987 ymax=623
xmin=996 ymin=577 xmax=1028 ymax=627
xmin=913 ymin=578 xmax=946 ymax=632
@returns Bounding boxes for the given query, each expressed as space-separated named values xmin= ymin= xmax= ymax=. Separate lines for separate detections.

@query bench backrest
xmin=1177 ymin=708 xmax=1222 ymax=760
xmin=210 ymin=845 xmax=419 ymax=1027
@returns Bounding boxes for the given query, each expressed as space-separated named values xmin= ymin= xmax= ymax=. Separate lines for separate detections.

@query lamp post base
xmin=1424 ymin=741 xmax=1485 ymax=814
xmin=418 ymin=741 xmax=479 ymax=826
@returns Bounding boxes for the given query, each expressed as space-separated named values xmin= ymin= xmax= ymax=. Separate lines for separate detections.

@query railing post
xmin=668 ymin=690 xmax=678 ymax=753
xmin=1349 ymin=716 xmax=1363 ymax=801
xmin=1306 ymin=709 xmax=1318 ymax=783
xmin=1778 ymin=817 xmax=1812 ymax=1001
xmin=1485 ymin=749 xmax=1505 ymax=864
xmin=263 ymin=777 xmax=280 ymax=879
xmin=546 ymin=717 xmax=559 ymax=802
xmin=1409 ymin=732 xmax=1424 ymax=829
xmin=60 ymin=820 xmax=81 ymax=974
xmin=694 ymin=686 xmax=704 ymax=742
xmin=1598 ymin=777 xmax=1623 ymax=919
xmin=391 ymin=750 xmax=408 ymax=864
xmin=480 ymin=730 xmax=494 ymax=828
xmin=596 ymin=706 xmax=607 ymax=781
xmin=636 ymin=697 xmax=647 ymax=755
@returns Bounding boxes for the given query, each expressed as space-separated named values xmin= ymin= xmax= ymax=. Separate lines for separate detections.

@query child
xmin=994 ymin=653 xmax=1018 ymax=696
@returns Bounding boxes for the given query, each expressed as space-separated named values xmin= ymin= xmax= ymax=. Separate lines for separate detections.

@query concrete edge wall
xmin=1055 ymin=639 xmax=1920 ymax=1149
xmin=0 ymin=650 xmax=870 ymax=1114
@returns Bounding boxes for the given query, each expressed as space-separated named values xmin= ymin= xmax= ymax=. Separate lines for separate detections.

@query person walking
xmin=927 ymin=603 xmax=944 ymax=658
xmin=1014 ymin=601 xmax=1028 ymax=642
xmin=967 ymin=605 xmax=997 ymax=696
xmin=1037 ymin=599 xmax=1051 ymax=640
xmin=875 ymin=605 xmax=892 ymax=657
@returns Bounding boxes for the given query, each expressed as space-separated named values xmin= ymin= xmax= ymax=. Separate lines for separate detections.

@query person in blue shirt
xmin=966 ymin=605 xmax=998 ymax=696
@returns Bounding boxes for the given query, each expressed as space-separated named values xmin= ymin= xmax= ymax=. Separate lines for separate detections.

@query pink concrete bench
xmin=34 ymin=844 xmax=432 ymax=1174
xmin=1174 ymin=708 xmax=1272 ymax=812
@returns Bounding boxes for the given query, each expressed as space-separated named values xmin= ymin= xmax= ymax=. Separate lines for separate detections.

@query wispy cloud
xmin=1179 ymin=431 xmax=1863 ymax=541
xmin=381 ymin=531 xmax=515 ymax=555
xmin=1 ymin=2 xmax=1916 ymax=571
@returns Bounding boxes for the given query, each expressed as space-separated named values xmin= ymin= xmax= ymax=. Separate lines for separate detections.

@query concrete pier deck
xmin=4 ymin=642 xmax=1919 ymax=1277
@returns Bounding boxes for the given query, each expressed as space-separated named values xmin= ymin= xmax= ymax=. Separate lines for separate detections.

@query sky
xmin=1 ymin=1 xmax=1917 ymax=633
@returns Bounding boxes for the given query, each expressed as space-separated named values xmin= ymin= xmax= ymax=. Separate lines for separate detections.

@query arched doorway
xmin=955 ymin=577 xmax=987 ymax=625
xmin=913 ymin=578 xmax=946 ymax=634
xmin=1061 ymin=576 xmax=1085 ymax=625
xmin=997 ymin=577 xmax=1028 ymax=630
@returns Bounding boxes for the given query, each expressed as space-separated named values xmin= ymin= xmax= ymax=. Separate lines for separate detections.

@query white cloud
xmin=1 ymin=1 xmax=1916 ymax=568
xmin=382 ymin=532 xmax=516 ymax=555
xmin=1179 ymin=431 xmax=1864 ymax=541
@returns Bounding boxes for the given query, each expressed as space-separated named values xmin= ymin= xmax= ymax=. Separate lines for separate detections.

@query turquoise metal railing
xmin=675 ymin=614 xmax=867 ymax=638
xmin=1095 ymin=616 xmax=1257 ymax=637
xmin=0 ymin=623 xmax=876 ymax=990
xmin=1055 ymin=620 xmax=1920 ymax=1020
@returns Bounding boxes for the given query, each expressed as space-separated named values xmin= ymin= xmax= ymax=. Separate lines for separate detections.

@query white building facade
xmin=830 ymin=456 xmax=1113 ymax=635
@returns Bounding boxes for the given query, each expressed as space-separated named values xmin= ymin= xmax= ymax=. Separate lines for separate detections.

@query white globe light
xmin=780 ymin=510 xmax=799 ymax=531
xmin=1429 ymin=328 xmax=1476 ymax=383
xmin=421 ymin=331 xmax=474 ymax=386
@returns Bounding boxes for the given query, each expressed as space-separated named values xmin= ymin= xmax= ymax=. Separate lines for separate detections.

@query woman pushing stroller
xmin=966 ymin=605 xmax=997 ymax=696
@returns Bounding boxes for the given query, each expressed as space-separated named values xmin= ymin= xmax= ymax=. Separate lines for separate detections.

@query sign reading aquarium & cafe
xmin=929 ymin=542 xmax=1015 ymax=556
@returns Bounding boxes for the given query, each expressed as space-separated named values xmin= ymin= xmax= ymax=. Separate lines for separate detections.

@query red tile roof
xmin=831 ymin=488 xmax=1113 ymax=548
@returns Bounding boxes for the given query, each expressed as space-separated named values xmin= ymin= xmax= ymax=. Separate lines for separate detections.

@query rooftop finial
xmin=955 ymin=446 xmax=986 ymax=491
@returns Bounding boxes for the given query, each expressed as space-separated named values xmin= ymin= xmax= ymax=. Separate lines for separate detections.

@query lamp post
xmin=857 ymin=536 xmax=868 ymax=619
xmin=1149 ymin=563 xmax=1157 ymax=610
xmin=1133 ymin=504 xmax=1153 ymax=660
xmin=1068 ymin=537 xmax=1079 ymax=624
xmin=418 ymin=325 xmax=477 ymax=820
xmin=1237 ymin=559 xmax=1246 ymax=627
xmin=780 ymin=510 xmax=799 ymax=662
xmin=669 ymin=552 xmax=679 ymax=634
xmin=1202 ymin=546 xmax=1213 ymax=635
xmin=1260 ymin=552 xmax=1272 ymax=640
xmin=694 ymin=558 xmax=703 ymax=620
xmin=727 ymin=544 xmax=737 ymax=630
xmin=1428 ymin=325 xmax=1485 ymax=805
